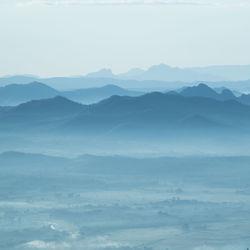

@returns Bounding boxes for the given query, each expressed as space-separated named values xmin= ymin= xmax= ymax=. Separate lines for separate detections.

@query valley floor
xmin=1 ymin=154 xmax=250 ymax=250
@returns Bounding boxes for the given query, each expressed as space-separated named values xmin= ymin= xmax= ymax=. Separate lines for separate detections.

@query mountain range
xmin=176 ymin=83 xmax=250 ymax=105
xmin=1 ymin=64 xmax=250 ymax=91
xmin=1 ymin=87 xmax=250 ymax=137
xmin=0 ymin=82 xmax=142 ymax=106
xmin=2 ymin=81 xmax=250 ymax=107
xmin=178 ymin=83 xmax=236 ymax=101
xmin=86 ymin=64 xmax=250 ymax=82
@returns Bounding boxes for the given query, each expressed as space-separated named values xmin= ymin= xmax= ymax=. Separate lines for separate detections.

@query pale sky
xmin=0 ymin=0 xmax=250 ymax=76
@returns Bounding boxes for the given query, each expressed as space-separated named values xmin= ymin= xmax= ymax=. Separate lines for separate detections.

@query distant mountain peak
xmin=1 ymin=81 xmax=57 ymax=92
xmin=28 ymin=81 xmax=47 ymax=86
xmin=97 ymin=68 xmax=112 ymax=74
xmin=26 ymin=81 xmax=58 ymax=90
xmin=13 ymin=96 xmax=84 ymax=117
xmin=179 ymin=84 xmax=238 ymax=102
xmin=0 ymin=81 xmax=59 ymax=106
xmin=18 ymin=95 xmax=81 ymax=108
xmin=51 ymin=95 xmax=70 ymax=101
xmin=180 ymin=83 xmax=218 ymax=99
xmin=197 ymin=83 xmax=210 ymax=88
xmin=86 ymin=68 xmax=114 ymax=78
xmin=118 ymin=68 xmax=145 ymax=79
xmin=148 ymin=64 xmax=172 ymax=71
xmin=221 ymin=88 xmax=235 ymax=96
xmin=166 ymin=90 xmax=179 ymax=96
xmin=125 ymin=68 xmax=145 ymax=74
xmin=100 ymin=84 xmax=122 ymax=90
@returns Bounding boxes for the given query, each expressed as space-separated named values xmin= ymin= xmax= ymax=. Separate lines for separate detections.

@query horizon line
xmin=1 ymin=63 xmax=250 ymax=78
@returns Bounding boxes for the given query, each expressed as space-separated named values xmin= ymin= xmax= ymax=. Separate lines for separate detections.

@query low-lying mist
xmin=1 ymin=152 xmax=250 ymax=249
xmin=1 ymin=84 xmax=250 ymax=249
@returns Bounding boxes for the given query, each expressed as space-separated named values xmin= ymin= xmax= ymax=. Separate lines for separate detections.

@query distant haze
xmin=0 ymin=2 xmax=250 ymax=76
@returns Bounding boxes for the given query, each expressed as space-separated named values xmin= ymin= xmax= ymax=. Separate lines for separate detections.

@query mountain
xmin=0 ymin=76 xmax=178 ymax=93
xmin=1 ymin=90 xmax=250 ymax=136
xmin=0 ymin=96 xmax=85 ymax=131
xmin=86 ymin=68 xmax=115 ymax=78
xmin=84 ymin=64 xmax=224 ymax=81
xmin=176 ymin=84 xmax=250 ymax=107
xmin=13 ymin=96 xmax=83 ymax=115
xmin=213 ymin=87 xmax=242 ymax=97
xmin=62 ymin=92 xmax=250 ymax=135
xmin=0 ymin=82 xmax=143 ymax=106
xmin=179 ymin=83 xmax=237 ymax=101
xmin=118 ymin=68 xmax=145 ymax=79
xmin=238 ymin=94 xmax=250 ymax=106
xmin=133 ymin=64 xmax=222 ymax=82
xmin=0 ymin=75 xmax=37 ymax=85
xmin=2 ymin=72 xmax=250 ymax=92
xmin=1 ymin=81 xmax=243 ymax=108
xmin=0 ymin=81 xmax=59 ymax=105
xmin=192 ymin=65 xmax=250 ymax=81
xmin=119 ymin=64 xmax=250 ymax=82
xmin=62 ymin=84 xmax=143 ymax=104
xmin=87 ymin=64 xmax=250 ymax=82
xmin=220 ymin=89 xmax=237 ymax=100
xmin=180 ymin=83 xmax=220 ymax=99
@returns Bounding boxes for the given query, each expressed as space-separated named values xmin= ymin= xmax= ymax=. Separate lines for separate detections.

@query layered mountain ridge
xmin=1 ymin=88 xmax=250 ymax=136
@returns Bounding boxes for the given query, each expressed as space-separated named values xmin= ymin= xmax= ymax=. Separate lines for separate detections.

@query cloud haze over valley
xmin=1 ymin=0 xmax=250 ymax=249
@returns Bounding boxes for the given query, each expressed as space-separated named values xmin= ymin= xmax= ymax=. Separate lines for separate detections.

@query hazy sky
xmin=0 ymin=0 xmax=250 ymax=76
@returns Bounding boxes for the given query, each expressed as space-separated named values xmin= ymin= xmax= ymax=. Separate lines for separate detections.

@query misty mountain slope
xmin=2 ymin=152 xmax=250 ymax=187
xmin=12 ymin=96 xmax=84 ymax=115
xmin=179 ymin=83 xmax=237 ymax=101
xmin=0 ymin=81 xmax=59 ymax=105
xmin=62 ymin=84 xmax=143 ymax=104
xmin=0 ymin=82 xmax=143 ymax=105
xmin=179 ymin=115 xmax=226 ymax=130
xmin=120 ymin=64 xmax=250 ymax=81
xmin=0 ymin=75 xmax=37 ymax=85
xmin=0 ymin=96 xmax=85 ymax=131
xmin=220 ymin=88 xmax=237 ymax=100
xmin=238 ymin=94 xmax=250 ymax=106
xmin=63 ymin=93 xmax=250 ymax=135
xmin=192 ymin=64 xmax=250 ymax=81
xmin=86 ymin=68 xmax=115 ymax=78
xmin=133 ymin=64 xmax=222 ymax=82
xmin=0 ymin=151 xmax=71 ymax=170
xmin=180 ymin=83 xmax=220 ymax=99
xmin=1 ymin=92 xmax=250 ymax=136
xmin=83 ymin=64 xmax=250 ymax=82
xmin=82 ymin=64 xmax=236 ymax=81
xmin=176 ymin=83 xmax=250 ymax=107
xmin=3 ymin=74 xmax=250 ymax=93
xmin=118 ymin=67 xmax=145 ymax=79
